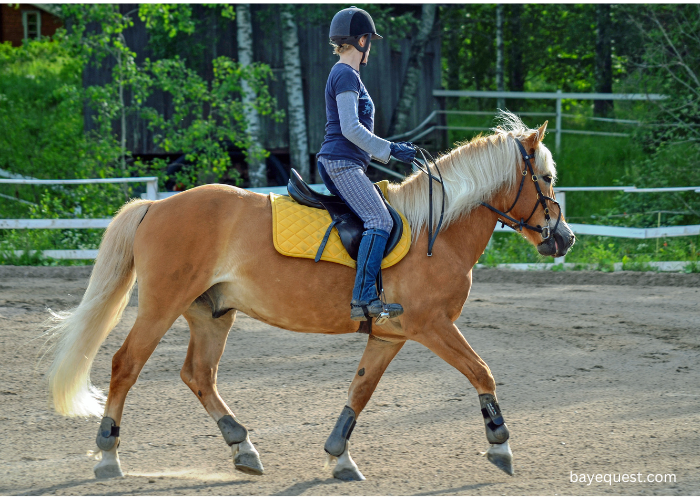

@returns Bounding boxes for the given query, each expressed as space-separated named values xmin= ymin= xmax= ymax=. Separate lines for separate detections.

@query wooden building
xmin=82 ymin=5 xmax=445 ymax=185
xmin=0 ymin=4 xmax=62 ymax=47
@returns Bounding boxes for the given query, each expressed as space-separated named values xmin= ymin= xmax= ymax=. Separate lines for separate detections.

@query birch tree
xmin=386 ymin=4 xmax=436 ymax=138
xmin=280 ymin=6 xmax=310 ymax=181
xmin=236 ymin=4 xmax=267 ymax=187
xmin=495 ymin=4 xmax=505 ymax=109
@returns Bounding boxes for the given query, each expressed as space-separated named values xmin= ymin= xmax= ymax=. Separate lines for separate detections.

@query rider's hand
xmin=390 ymin=142 xmax=417 ymax=164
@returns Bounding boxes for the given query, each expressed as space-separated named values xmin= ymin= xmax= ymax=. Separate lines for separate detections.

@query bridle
xmin=479 ymin=139 xmax=561 ymax=242
xmin=408 ymin=139 xmax=560 ymax=257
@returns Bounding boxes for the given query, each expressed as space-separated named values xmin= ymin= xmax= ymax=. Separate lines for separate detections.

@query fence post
xmin=146 ymin=178 xmax=158 ymax=201
xmin=554 ymin=190 xmax=566 ymax=265
xmin=555 ymin=89 xmax=562 ymax=154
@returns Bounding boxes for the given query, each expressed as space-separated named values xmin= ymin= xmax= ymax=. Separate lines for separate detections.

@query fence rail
xmin=419 ymin=90 xmax=669 ymax=151
xmin=1 ymin=177 xmax=698 ymax=259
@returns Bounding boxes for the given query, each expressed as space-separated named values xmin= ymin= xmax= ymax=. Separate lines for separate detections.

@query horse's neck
xmin=439 ymin=204 xmax=499 ymax=271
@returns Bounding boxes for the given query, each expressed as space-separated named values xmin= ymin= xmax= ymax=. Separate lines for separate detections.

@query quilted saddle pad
xmin=270 ymin=182 xmax=411 ymax=270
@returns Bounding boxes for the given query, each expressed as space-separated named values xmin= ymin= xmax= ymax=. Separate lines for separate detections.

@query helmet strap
xmin=349 ymin=35 xmax=370 ymax=67
xmin=360 ymin=48 xmax=368 ymax=67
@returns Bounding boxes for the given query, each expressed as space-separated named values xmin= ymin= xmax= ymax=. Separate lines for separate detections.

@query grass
xmin=479 ymin=232 xmax=700 ymax=272
xmin=444 ymin=108 xmax=647 ymax=219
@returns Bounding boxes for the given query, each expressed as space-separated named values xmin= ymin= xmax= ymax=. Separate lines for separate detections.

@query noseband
xmin=479 ymin=139 xmax=561 ymax=242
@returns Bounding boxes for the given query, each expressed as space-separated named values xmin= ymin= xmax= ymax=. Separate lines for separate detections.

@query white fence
xmin=400 ymin=90 xmax=669 ymax=152
xmin=1 ymin=175 xmax=698 ymax=261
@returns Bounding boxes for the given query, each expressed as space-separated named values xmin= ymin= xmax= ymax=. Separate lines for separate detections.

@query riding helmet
xmin=329 ymin=6 xmax=382 ymax=65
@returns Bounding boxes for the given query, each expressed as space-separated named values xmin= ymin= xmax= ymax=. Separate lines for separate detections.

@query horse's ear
xmin=524 ymin=121 xmax=548 ymax=150
xmin=536 ymin=121 xmax=548 ymax=143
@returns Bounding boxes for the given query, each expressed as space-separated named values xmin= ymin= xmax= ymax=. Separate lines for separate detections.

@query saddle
xmin=286 ymin=169 xmax=404 ymax=261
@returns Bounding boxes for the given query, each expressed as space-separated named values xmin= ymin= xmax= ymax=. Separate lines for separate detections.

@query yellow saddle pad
xmin=270 ymin=180 xmax=411 ymax=269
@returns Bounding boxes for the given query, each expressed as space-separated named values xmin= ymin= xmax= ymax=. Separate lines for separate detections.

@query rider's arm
xmin=336 ymin=91 xmax=391 ymax=164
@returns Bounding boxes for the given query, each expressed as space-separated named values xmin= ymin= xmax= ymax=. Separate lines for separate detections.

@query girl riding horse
xmin=317 ymin=6 xmax=417 ymax=322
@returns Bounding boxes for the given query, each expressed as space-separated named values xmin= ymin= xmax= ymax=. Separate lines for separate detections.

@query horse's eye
xmin=542 ymin=175 xmax=552 ymax=184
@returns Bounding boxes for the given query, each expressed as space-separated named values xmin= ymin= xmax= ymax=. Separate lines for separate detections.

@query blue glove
xmin=390 ymin=142 xmax=417 ymax=164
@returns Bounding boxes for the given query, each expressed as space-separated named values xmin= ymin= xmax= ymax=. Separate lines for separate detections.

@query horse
xmin=45 ymin=112 xmax=575 ymax=481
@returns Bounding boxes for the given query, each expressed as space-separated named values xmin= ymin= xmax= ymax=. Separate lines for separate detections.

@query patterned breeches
xmin=317 ymin=157 xmax=393 ymax=234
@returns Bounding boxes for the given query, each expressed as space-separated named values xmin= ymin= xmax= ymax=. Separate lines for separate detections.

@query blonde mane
xmin=386 ymin=111 xmax=557 ymax=241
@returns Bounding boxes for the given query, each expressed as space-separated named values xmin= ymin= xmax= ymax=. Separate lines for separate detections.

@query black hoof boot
xmin=350 ymin=299 xmax=404 ymax=322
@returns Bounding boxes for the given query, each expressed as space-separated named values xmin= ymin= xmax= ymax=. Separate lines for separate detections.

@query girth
xmin=287 ymin=168 xmax=404 ymax=261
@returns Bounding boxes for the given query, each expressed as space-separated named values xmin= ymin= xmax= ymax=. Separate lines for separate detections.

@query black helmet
xmin=329 ymin=6 xmax=382 ymax=66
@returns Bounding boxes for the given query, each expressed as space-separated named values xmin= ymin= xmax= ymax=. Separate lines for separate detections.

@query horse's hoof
xmin=333 ymin=467 xmax=365 ymax=481
xmin=93 ymin=462 xmax=124 ymax=479
xmin=234 ymin=452 xmax=264 ymax=475
xmin=486 ymin=441 xmax=514 ymax=476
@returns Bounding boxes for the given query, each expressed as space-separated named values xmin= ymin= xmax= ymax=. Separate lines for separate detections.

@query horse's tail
xmin=45 ymin=199 xmax=153 ymax=417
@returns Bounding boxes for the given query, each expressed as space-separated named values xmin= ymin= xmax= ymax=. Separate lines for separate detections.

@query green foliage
xmin=1 ymin=3 xmax=282 ymax=264
xmin=440 ymin=4 xmax=635 ymax=96
xmin=444 ymin=112 xmax=646 ymax=219
xmin=479 ymin=232 xmax=553 ymax=268
xmin=0 ymin=37 xmax=132 ymax=225
xmin=141 ymin=56 xmax=283 ymax=187
xmin=0 ymin=39 xmax=84 ymax=179
xmin=479 ymin=232 xmax=700 ymax=271
xmin=61 ymin=3 xmax=281 ymax=189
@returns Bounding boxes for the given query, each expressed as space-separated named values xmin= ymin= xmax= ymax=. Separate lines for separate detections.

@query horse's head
xmin=490 ymin=121 xmax=575 ymax=258
xmin=387 ymin=113 xmax=575 ymax=259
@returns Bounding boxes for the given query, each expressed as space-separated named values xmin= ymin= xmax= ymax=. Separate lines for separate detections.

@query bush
xmin=478 ymin=231 xmax=700 ymax=271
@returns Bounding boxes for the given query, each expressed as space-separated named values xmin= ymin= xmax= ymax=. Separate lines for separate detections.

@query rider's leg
xmin=317 ymin=160 xmax=345 ymax=199
xmin=349 ymin=228 xmax=401 ymax=320
xmin=318 ymin=158 xmax=403 ymax=321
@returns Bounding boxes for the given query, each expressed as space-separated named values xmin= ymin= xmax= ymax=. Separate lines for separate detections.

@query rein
xmin=479 ymin=139 xmax=561 ymax=242
xmin=411 ymin=146 xmax=445 ymax=256
xmin=407 ymin=138 xmax=559 ymax=256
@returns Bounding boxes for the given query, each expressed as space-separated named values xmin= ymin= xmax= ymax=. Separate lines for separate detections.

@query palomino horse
xmin=45 ymin=113 xmax=574 ymax=481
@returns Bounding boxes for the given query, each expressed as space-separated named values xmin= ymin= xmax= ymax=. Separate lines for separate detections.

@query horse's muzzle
xmin=536 ymin=223 xmax=575 ymax=257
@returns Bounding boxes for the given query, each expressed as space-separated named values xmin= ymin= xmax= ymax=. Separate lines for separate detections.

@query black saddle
xmin=286 ymin=168 xmax=403 ymax=261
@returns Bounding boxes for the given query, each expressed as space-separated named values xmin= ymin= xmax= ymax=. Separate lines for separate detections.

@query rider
xmin=317 ymin=6 xmax=417 ymax=322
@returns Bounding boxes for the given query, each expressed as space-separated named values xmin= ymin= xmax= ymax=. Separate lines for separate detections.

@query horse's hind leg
xmin=180 ymin=297 xmax=264 ymax=475
xmin=412 ymin=320 xmax=513 ymax=476
xmin=94 ymin=311 xmax=179 ymax=478
xmin=325 ymin=335 xmax=405 ymax=481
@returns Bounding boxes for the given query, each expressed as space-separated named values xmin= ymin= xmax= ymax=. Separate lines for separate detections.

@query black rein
xmin=411 ymin=146 xmax=445 ymax=256
xmin=407 ymin=138 xmax=559 ymax=257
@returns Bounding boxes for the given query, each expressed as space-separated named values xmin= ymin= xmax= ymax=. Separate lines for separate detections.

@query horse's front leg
xmin=412 ymin=320 xmax=513 ymax=476
xmin=325 ymin=334 xmax=405 ymax=481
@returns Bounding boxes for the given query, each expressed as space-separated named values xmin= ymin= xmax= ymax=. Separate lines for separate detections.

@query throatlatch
xmin=325 ymin=405 xmax=357 ymax=456
xmin=96 ymin=416 xmax=120 ymax=451
xmin=479 ymin=394 xmax=510 ymax=444
xmin=217 ymin=415 xmax=248 ymax=446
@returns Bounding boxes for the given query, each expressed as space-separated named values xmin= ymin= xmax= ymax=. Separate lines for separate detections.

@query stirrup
xmin=350 ymin=299 xmax=403 ymax=323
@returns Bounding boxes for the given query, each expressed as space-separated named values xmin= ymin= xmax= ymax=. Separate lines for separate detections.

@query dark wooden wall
xmin=82 ymin=4 xmax=445 ymax=163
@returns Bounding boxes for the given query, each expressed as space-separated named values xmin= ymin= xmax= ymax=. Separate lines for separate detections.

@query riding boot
xmin=350 ymin=229 xmax=404 ymax=321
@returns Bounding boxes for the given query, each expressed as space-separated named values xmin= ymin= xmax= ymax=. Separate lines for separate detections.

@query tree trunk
xmin=281 ymin=6 xmax=310 ymax=182
xmin=236 ymin=4 xmax=267 ymax=187
xmin=508 ymin=5 xmax=525 ymax=90
xmin=387 ymin=4 xmax=436 ymax=139
xmin=496 ymin=4 xmax=505 ymax=109
xmin=594 ymin=4 xmax=613 ymax=117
